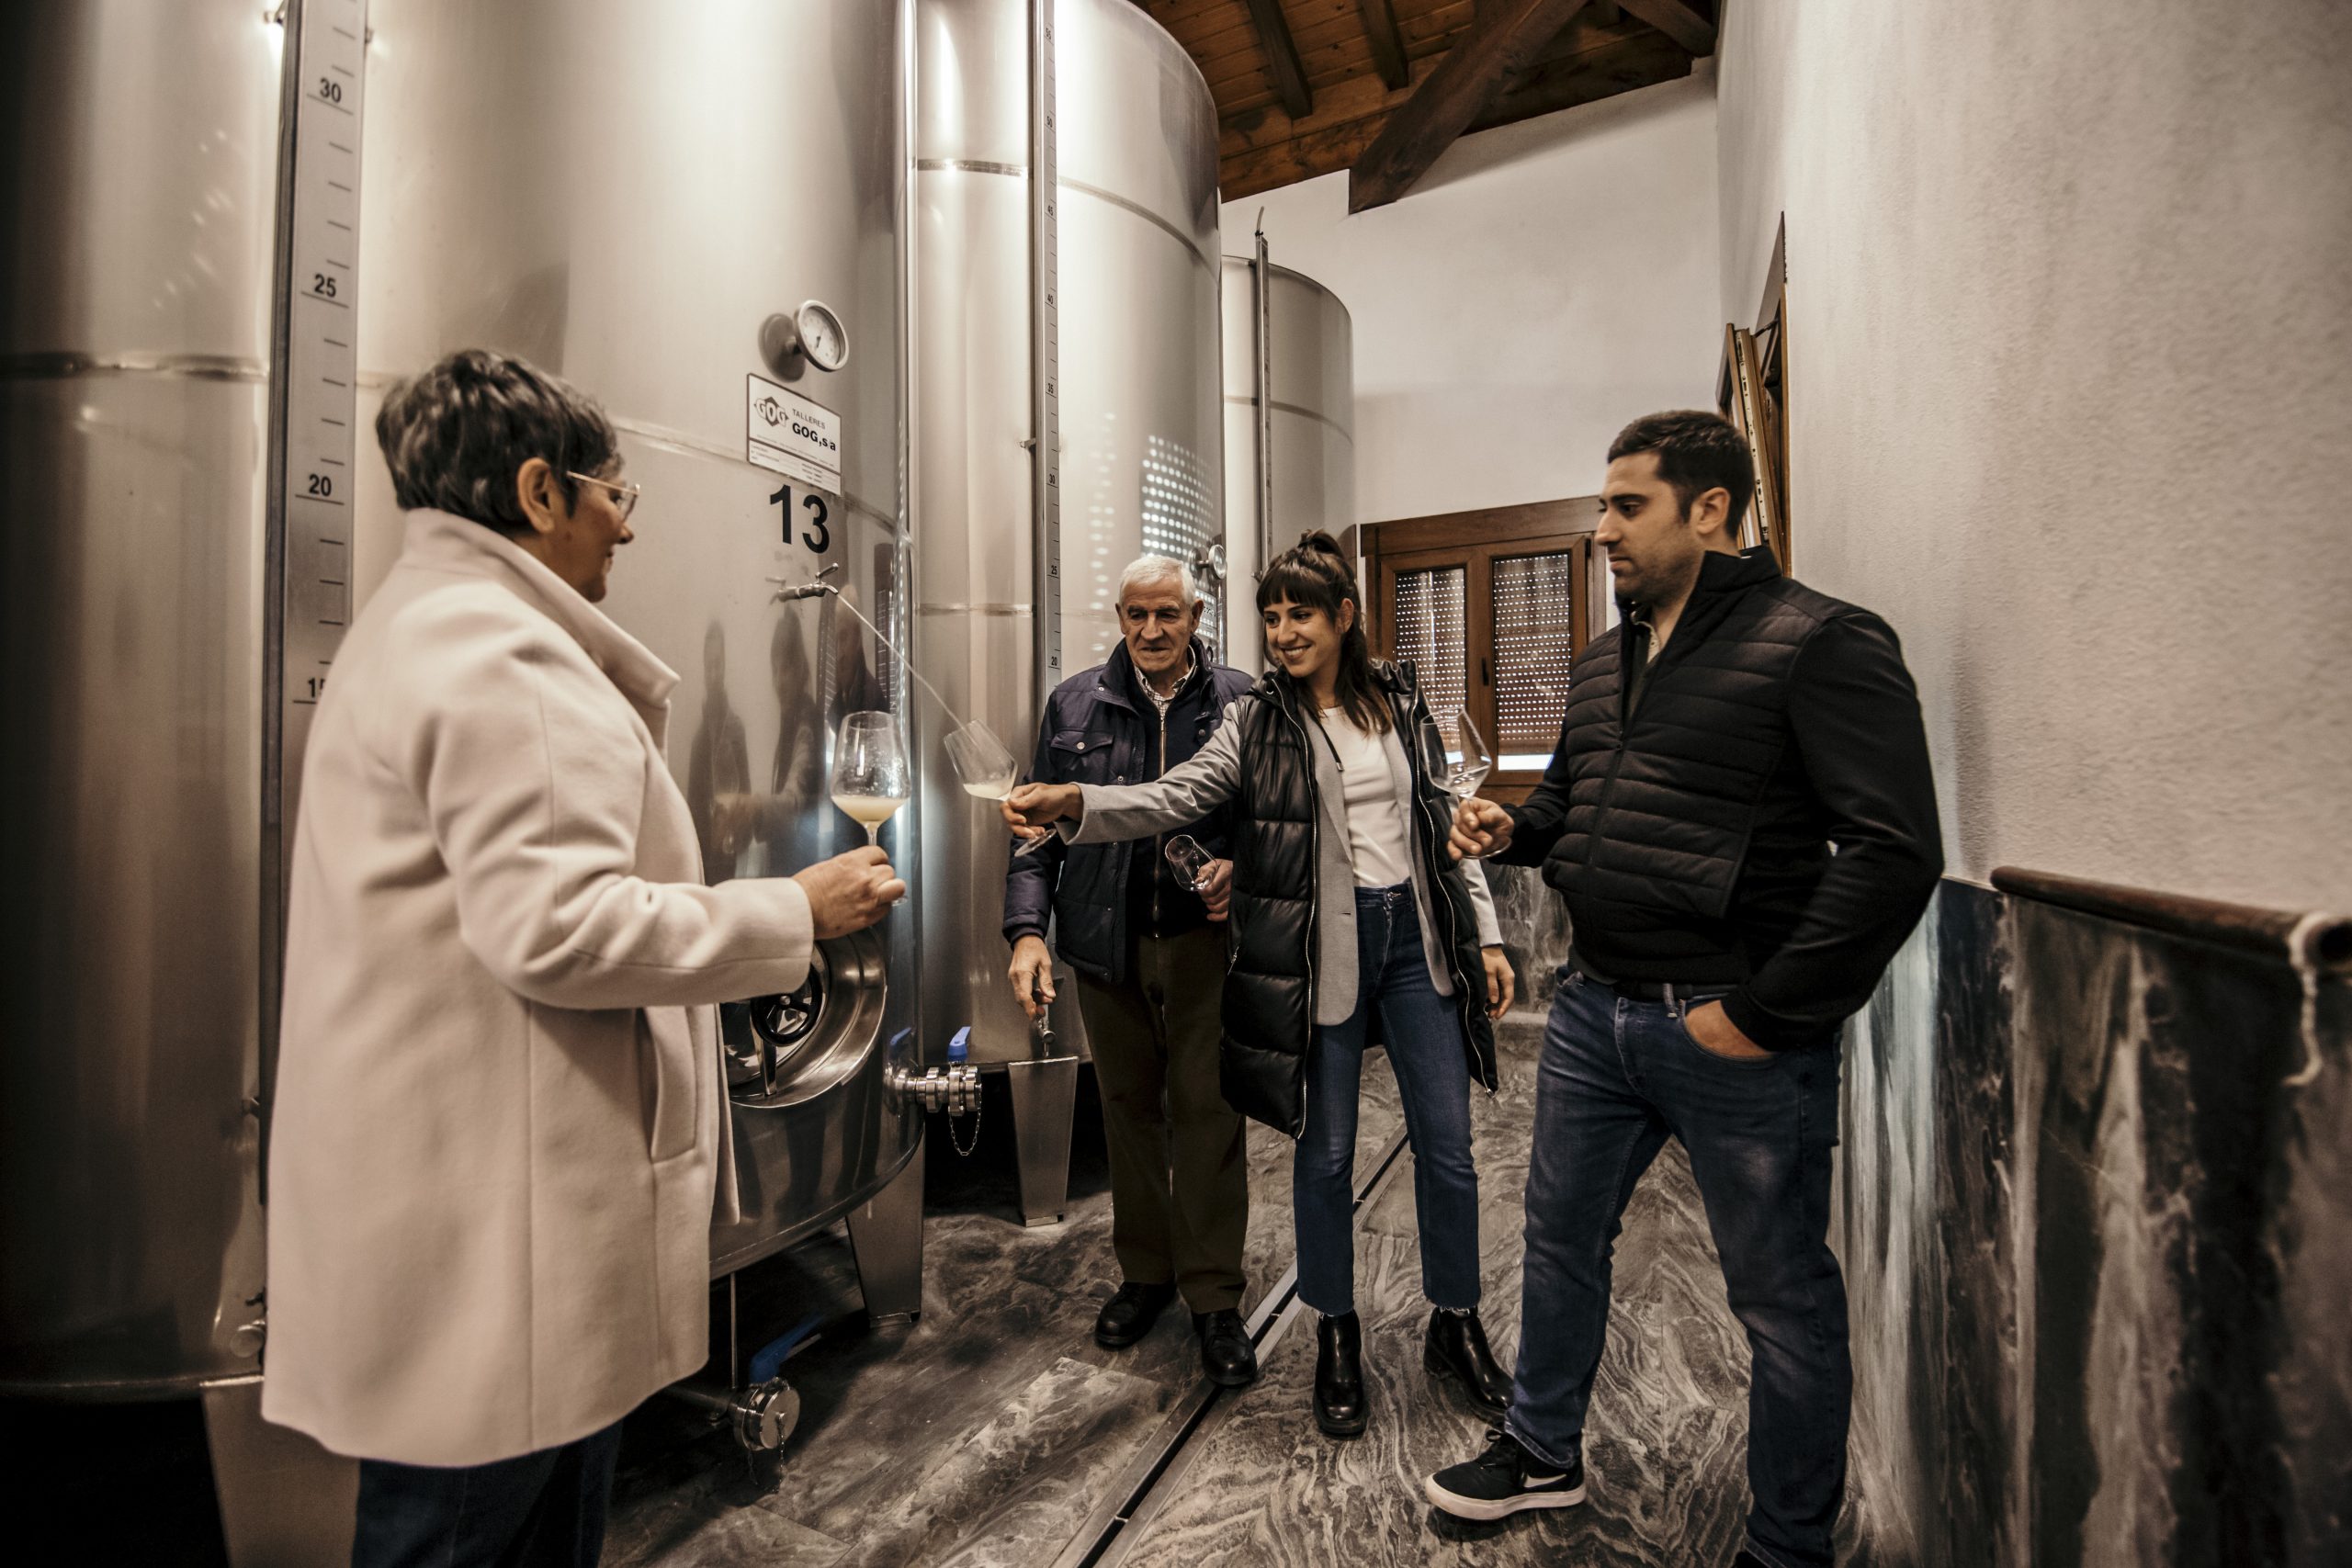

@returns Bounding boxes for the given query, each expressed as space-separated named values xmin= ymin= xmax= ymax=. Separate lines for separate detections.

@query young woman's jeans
xmin=1507 ymin=971 xmax=1849 ymax=1568
xmin=351 ymin=1420 xmax=623 ymax=1568
xmin=1294 ymin=884 xmax=1481 ymax=1317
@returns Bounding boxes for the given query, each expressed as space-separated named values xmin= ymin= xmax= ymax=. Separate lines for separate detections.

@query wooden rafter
xmin=1243 ymin=0 xmax=1315 ymax=120
xmin=1348 ymin=0 xmax=1593 ymax=212
xmin=1355 ymin=0 xmax=1409 ymax=91
xmin=1615 ymin=0 xmax=1715 ymax=56
xmin=1475 ymin=26 xmax=1692 ymax=133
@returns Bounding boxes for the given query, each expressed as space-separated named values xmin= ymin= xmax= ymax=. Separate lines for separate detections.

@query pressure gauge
xmin=795 ymin=300 xmax=848 ymax=372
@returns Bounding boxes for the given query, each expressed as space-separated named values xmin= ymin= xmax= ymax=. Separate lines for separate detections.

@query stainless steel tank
xmin=4 ymin=4 xmax=924 ymax=1551
xmin=1 ymin=0 xmax=283 ymax=1402
xmin=349 ymin=0 xmax=924 ymax=1288
xmin=1220 ymin=247 xmax=1355 ymax=673
xmin=909 ymin=0 xmax=1222 ymax=1223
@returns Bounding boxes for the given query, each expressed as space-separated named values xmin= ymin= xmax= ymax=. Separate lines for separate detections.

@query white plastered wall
xmin=1718 ymin=0 xmax=2352 ymax=908
xmin=1224 ymin=66 xmax=1723 ymax=525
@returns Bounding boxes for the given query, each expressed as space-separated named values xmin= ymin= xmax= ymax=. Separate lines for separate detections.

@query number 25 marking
xmin=771 ymin=483 xmax=830 ymax=555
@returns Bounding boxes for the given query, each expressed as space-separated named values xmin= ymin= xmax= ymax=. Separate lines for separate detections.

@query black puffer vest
xmin=1219 ymin=661 xmax=1496 ymax=1136
xmin=1547 ymin=548 xmax=1853 ymax=983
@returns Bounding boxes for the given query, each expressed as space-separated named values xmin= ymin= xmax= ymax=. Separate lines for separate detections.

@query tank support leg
xmin=1006 ymin=1055 xmax=1081 ymax=1227
xmin=847 ymin=1142 xmax=926 ymax=1323
xmin=200 ymin=1373 xmax=358 ymax=1567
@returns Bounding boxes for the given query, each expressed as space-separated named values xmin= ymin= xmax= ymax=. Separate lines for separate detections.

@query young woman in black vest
xmin=1005 ymin=533 xmax=1517 ymax=1438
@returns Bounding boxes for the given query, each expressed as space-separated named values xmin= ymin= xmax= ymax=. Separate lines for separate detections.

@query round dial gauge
xmin=796 ymin=300 xmax=848 ymax=372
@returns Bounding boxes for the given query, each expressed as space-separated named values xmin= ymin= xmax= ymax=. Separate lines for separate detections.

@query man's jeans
xmin=351 ymin=1421 xmax=623 ymax=1568
xmin=1507 ymin=973 xmax=1849 ymax=1568
xmin=1295 ymin=884 xmax=1482 ymax=1316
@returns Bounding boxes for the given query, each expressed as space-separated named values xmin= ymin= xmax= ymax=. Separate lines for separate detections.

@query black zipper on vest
xmin=1408 ymin=699 xmax=1497 ymax=1096
xmin=1583 ymin=622 xmax=1642 ymax=874
xmin=1272 ymin=694 xmax=1320 ymax=1141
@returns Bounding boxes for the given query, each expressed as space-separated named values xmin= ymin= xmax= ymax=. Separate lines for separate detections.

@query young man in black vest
xmin=1425 ymin=412 xmax=1941 ymax=1568
xmin=1003 ymin=557 xmax=1261 ymax=1387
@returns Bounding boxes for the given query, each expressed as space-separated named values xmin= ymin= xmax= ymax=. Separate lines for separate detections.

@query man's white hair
xmin=1117 ymin=554 xmax=1198 ymax=604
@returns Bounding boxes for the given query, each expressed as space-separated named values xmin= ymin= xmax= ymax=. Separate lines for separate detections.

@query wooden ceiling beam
xmin=1356 ymin=0 xmax=1411 ymax=90
xmin=1347 ymin=0 xmax=1590 ymax=211
xmin=1474 ymin=26 xmax=1691 ymax=132
xmin=1615 ymin=0 xmax=1714 ymax=56
xmin=1244 ymin=0 xmax=1317 ymax=119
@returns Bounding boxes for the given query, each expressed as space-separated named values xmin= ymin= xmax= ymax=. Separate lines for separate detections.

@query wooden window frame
xmin=1359 ymin=499 xmax=1608 ymax=807
xmin=1720 ymin=216 xmax=1792 ymax=570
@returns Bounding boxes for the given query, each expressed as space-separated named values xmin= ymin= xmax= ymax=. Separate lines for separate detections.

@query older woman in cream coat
xmin=263 ymin=351 xmax=901 ymax=1567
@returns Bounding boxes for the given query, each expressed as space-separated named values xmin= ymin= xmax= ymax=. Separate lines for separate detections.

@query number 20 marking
xmin=771 ymin=483 xmax=830 ymax=555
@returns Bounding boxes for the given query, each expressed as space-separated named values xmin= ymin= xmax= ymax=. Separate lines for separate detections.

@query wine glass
xmin=945 ymin=718 xmax=1048 ymax=858
xmin=830 ymin=710 xmax=910 ymax=846
xmin=1420 ymin=709 xmax=1496 ymax=852
xmin=1164 ymin=833 xmax=1214 ymax=890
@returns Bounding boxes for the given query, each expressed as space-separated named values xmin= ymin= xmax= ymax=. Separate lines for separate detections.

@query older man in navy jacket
xmin=1004 ymin=557 xmax=1258 ymax=1386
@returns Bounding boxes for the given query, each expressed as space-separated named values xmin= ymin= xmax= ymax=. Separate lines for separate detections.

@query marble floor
xmin=610 ymin=1014 xmax=1869 ymax=1567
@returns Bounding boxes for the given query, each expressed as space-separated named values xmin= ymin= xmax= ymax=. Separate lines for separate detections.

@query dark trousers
xmin=1508 ymin=973 xmax=1849 ymax=1568
xmin=1295 ymin=885 xmax=1483 ymax=1316
xmin=1071 ymin=922 xmax=1249 ymax=1313
xmin=351 ymin=1422 xmax=624 ymax=1568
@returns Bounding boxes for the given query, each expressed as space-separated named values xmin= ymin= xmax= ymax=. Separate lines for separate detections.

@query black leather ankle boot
xmin=1424 ymin=1309 xmax=1510 ymax=1418
xmin=1314 ymin=1311 xmax=1368 ymax=1438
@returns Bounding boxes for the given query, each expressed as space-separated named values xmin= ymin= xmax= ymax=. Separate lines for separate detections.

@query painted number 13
xmin=771 ymin=483 xmax=830 ymax=555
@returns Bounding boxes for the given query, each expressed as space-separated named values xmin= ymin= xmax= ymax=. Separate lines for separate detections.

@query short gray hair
xmin=1118 ymin=554 xmax=1197 ymax=604
xmin=375 ymin=348 xmax=618 ymax=533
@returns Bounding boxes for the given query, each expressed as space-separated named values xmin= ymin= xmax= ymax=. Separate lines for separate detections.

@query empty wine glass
xmin=1421 ymin=709 xmax=1496 ymax=853
xmin=830 ymin=710 xmax=910 ymax=846
xmin=1164 ymin=833 xmax=1214 ymax=891
xmin=945 ymin=718 xmax=1048 ymax=858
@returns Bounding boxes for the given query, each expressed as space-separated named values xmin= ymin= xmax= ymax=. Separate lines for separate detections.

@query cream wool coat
xmin=263 ymin=510 xmax=815 ymax=1466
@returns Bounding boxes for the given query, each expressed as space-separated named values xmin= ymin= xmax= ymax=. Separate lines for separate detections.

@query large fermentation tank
xmin=3 ymin=4 xmax=923 ymax=1548
xmin=1220 ymin=252 xmax=1355 ymax=672
xmin=350 ymin=0 xmax=924 ymax=1283
xmin=910 ymin=0 xmax=1222 ymax=1179
xmin=1 ymin=0 xmax=284 ymax=1401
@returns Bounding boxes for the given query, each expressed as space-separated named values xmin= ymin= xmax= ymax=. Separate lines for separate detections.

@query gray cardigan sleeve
xmin=1065 ymin=703 xmax=1249 ymax=846
xmin=1460 ymin=855 xmax=1504 ymax=948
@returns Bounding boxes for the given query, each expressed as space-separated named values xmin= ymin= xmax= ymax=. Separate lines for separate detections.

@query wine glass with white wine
xmin=831 ymin=710 xmax=910 ymax=846
xmin=1419 ymin=709 xmax=1495 ymax=851
xmin=945 ymin=718 xmax=1048 ymax=857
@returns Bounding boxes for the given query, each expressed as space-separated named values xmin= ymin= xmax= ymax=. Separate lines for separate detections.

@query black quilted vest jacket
xmin=1547 ymin=549 xmax=1852 ymax=984
xmin=1220 ymin=662 xmax=1495 ymax=1137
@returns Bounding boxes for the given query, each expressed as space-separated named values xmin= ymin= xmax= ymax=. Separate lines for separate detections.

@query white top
xmin=1319 ymin=706 xmax=1417 ymax=888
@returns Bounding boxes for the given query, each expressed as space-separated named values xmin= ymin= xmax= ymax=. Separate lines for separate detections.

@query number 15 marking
xmin=771 ymin=483 xmax=830 ymax=555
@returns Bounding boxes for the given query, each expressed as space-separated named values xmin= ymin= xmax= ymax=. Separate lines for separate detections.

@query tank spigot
xmin=768 ymin=562 xmax=842 ymax=603
xmin=661 ymin=1377 xmax=800 ymax=1453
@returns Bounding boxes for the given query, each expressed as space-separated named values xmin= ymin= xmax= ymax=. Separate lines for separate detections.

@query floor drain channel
xmin=1054 ymin=1126 xmax=1416 ymax=1568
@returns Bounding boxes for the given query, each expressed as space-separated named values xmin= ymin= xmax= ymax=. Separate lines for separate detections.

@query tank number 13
xmin=771 ymin=483 xmax=830 ymax=555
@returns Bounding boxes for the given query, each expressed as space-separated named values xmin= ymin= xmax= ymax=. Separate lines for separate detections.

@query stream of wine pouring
xmin=773 ymin=571 xmax=1050 ymax=853
xmin=772 ymin=570 xmax=964 ymax=732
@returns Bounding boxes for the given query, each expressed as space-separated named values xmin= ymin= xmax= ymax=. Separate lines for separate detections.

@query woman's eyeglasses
xmin=566 ymin=470 xmax=640 ymax=523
